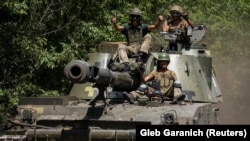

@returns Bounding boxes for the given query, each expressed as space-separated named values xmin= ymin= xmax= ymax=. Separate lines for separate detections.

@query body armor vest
xmin=128 ymin=27 xmax=143 ymax=45
xmin=154 ymin=70 xmax=175 ymax=97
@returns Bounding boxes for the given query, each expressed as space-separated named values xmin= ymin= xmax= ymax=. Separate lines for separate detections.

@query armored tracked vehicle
xmin=0 ymin=24 xmax=222 ymax=141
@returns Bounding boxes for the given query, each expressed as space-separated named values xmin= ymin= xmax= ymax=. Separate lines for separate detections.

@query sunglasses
xmin=170 ymin=10 xmax=182 ymax=16
xmin=159 ymin=61 xmax=169 ymax=64
xmin=130 ymin=14 xmax=141 ymax=20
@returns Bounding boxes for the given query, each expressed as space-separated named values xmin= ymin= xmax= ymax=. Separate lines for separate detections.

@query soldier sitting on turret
xmin=111 ymin=7 xmax=164 ymax=71
xmin=124 ymin=53 xmax=185 ymax=104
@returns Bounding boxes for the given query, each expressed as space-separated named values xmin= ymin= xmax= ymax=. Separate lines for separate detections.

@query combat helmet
xmin=157 ymin=53 xmax=170 ymax=70
xmin=157 ymin=53 xmax=170 ymax=62
xmin=130 ymin=8 xmax=142 ymax=16
xmin=169 ymin=5 xmax=183 ymax=17
xmin=129 ymin=8 xmax=142 ymax=21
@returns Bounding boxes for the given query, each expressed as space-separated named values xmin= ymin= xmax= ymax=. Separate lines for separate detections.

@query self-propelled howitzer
xmin=0 ymin=24 xmax=223 ymax=141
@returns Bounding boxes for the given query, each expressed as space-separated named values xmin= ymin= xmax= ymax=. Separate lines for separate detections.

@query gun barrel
xmin=64 ymin=60 xmax=90 ymax=83
xmin=64 ymin=60 xmax=140 ymax=90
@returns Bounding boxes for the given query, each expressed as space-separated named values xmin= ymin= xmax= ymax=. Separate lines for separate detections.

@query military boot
xmin=122 ymin=92 xmax=135 ymax=104
xmin=170 ymin=94 xmax=185 ymax=104
xmin=136 ymin=51 xmax=148 ymax=65
xmin=170 ymin=81 xmax=186 ymax=104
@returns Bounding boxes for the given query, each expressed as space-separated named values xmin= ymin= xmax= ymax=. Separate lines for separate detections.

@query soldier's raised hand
xmin=112 ymin=17 xmax=117 ymax=24
xmin=158 ymin=15 xmax=164 ymax=22
xmin=182 ymin=12 xmax=189 ymax=20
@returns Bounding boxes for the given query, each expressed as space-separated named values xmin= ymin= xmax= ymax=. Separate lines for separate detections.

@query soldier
xmin=125 ymin=53 xmax=185 ymax=104
xmin=161 ymin=5 xmax=194 ymax=51
xmin=112 ymin=7 xmax=164 ymax=71
xmin=162 ymin=5 xmax=194 ymax=32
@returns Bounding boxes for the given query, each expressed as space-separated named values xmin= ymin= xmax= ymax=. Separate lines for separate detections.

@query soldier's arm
xmin=171 ymin=70 xmax=178 ymax=81
xmin=186 ymin=19 xmax=194 ymax=29
xmin=148 ymin=15 xmax=164 ymax=31
xmin=182 ymin=11 xmax=194 ymax=29
xmin=162 ymin=20 xmax=170 ymax=32
xmin=112 ymin=16 xmax=124 ymax=32
xmin=144 ymin=70 xmax=156 ymax=82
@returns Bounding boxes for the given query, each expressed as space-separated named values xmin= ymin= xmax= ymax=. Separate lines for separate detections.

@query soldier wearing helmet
xmin=112 ymin=8 xmax=164 ymax=71
xmin=143 ymin=53 xmax=185 ymax=104
xmin=162 ymin=5 xmax=194 ymax=51
xmin=162 ymin=5 xmax=194 ymax=32
xmin=125 ymin=53 xmax=185 ymax=104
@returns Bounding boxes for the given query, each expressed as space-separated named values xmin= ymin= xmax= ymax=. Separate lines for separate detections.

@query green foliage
xmin=0 ymin=0 xmax=249 ymax=123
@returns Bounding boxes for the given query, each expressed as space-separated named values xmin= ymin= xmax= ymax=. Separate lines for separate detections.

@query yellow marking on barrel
xmin=85 ymin=86 xmax=94 ymax=97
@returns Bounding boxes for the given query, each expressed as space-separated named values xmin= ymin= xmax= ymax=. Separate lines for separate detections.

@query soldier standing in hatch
xmin=161 ymin=5 xmax=194 ymax=51
xmin=162 ymin=5 xmax=194 ymax=32
xmin=111 ymin=7 xmax=164 ymax=71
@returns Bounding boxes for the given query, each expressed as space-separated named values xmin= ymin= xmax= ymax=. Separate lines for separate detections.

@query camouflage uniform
xmin=146 ymin=69 xmax=183 ymax=99
xmin=113 ymin=8 xmax=153 ymax=64
xmin=130 ymin=53 xmax=185 ymax=103
xmin=130 ymin=69 xmax=182 ymax=99
xmin=130 ymin=89 xmax=147 ymax=99
xmin=112 ymin=8 xmax=163 ymax=65
xmin=118 ymin=33 xmax=152 ymax=63
xmin=166 ymin=5 xmax=189 ymax=32
xmin=162 ymin=6 xmax=191 ymax=51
